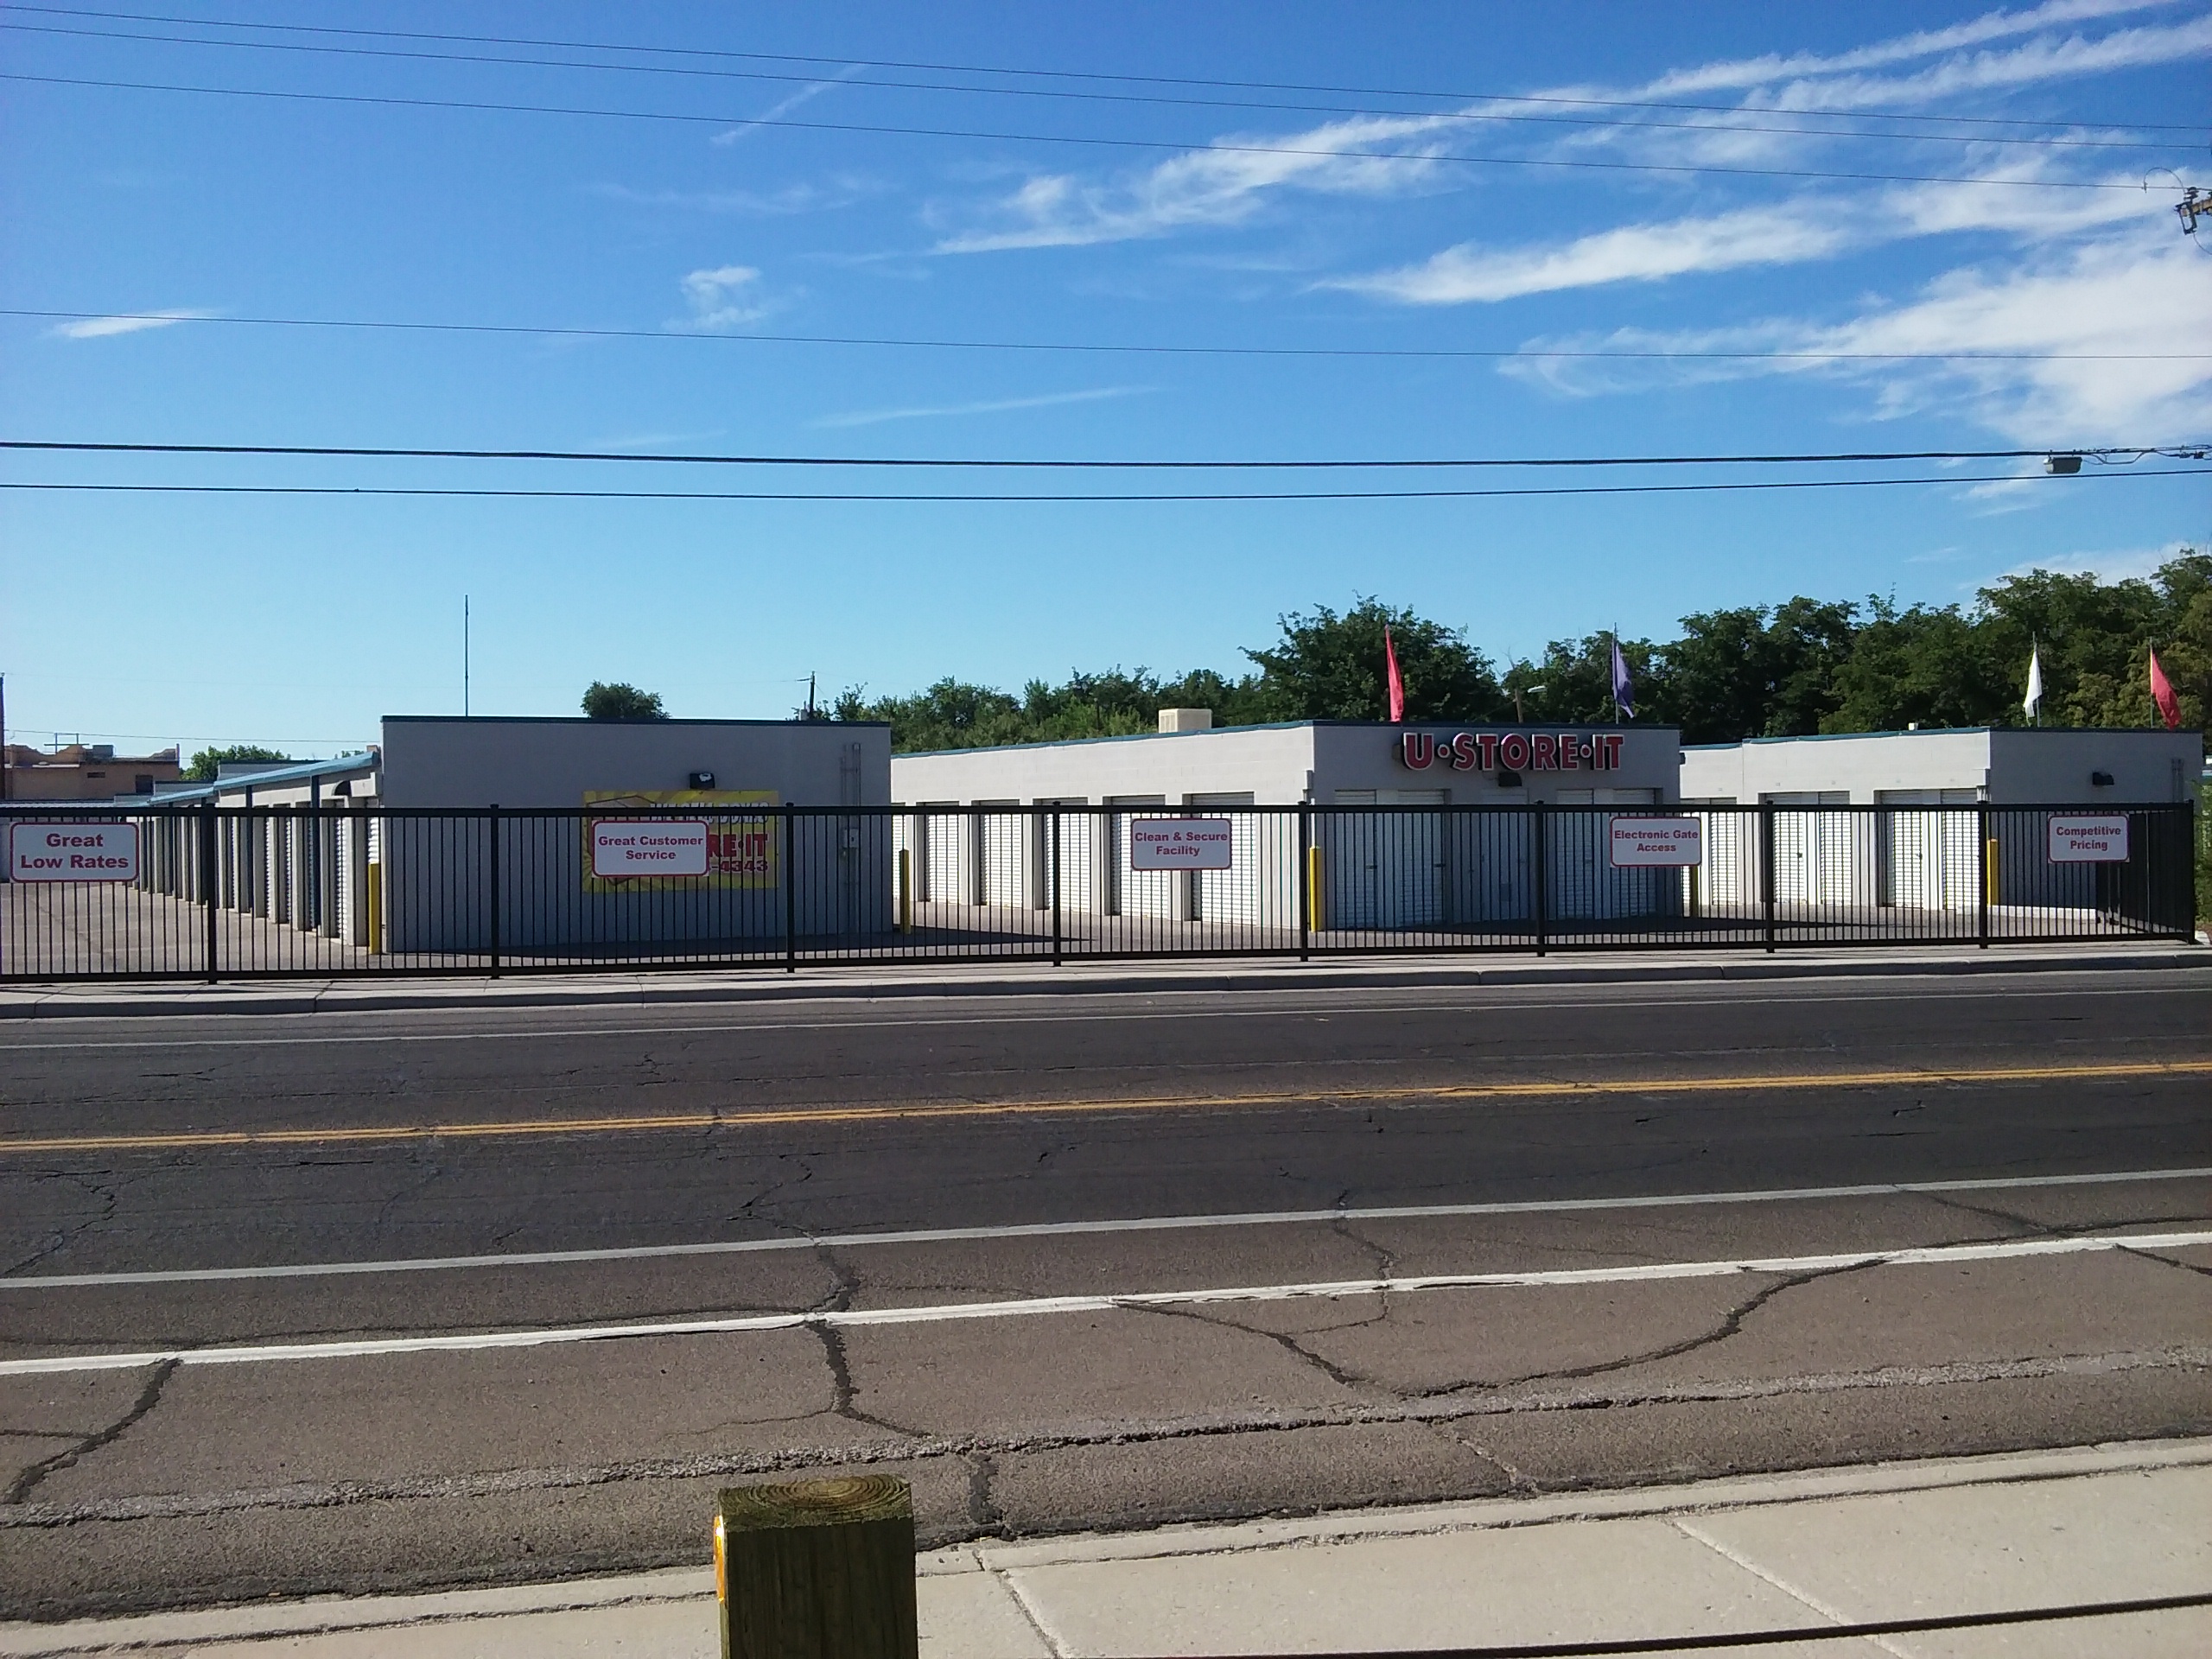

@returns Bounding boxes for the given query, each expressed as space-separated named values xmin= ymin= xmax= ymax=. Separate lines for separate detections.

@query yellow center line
xmin=4 ymin=1058 xmax=2209 ymax=1156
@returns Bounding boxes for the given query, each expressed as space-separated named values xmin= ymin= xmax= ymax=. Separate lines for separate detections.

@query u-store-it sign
xmin=1399 ymin=730 xmax=1626 ymax=772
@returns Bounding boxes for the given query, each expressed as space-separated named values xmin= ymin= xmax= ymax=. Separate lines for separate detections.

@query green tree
xmin=834 ymin=678 xmax=1024 ymax=752
xmin=1506 ymin=632 xmax=1661 ymax=727
xmin=581 ymin=682 xmax=668 ymax=721
xmin=1822 ymin=601 xmax=2005 ymax=733
xmin=1245 ymin=599 xmax=1504 ymax=722
xmin=183 ymin=744 xmax=291 ymax=782
xmin=1649 ymin=598 xmax=1857 ymax=742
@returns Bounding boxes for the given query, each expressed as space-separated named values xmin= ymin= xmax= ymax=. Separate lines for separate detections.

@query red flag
xmin=1384 ymin=625 xmax=1406 ymax=722
xmin=2149 ymin=648 xmax=2182 ymax=729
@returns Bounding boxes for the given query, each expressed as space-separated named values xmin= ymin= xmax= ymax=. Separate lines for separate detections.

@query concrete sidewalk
xmin=6 ymin=1439 xmax=2207 ymax=1656
xmin=1 ymin=940 xmax=2202 ymax=1020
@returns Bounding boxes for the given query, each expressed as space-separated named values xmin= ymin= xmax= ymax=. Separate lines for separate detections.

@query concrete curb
xmin=0 ymin=944 xmax=2202 ymax=1020
xmin=4 ymin=1437 xmax=2205 ymax=1654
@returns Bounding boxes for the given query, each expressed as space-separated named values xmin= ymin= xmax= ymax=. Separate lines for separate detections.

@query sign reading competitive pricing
xmin=590 ymin=819 xmax=710 ymax=879
xmin=2047 ymin=814 xmax=2129 ymax=863
xmin=1129 ymin=817 xmax=1233 ymax=870
xmin=10 ymin=821 xmax=139 ymax=882
xmin=1608 ymin=817 xmax=1703 ymax=868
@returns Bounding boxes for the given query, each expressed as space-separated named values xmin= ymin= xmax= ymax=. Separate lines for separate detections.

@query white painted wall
xmin=1678 ymin=728 xmax=2202 ymax=806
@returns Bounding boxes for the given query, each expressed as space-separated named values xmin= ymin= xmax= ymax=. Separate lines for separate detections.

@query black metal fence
xmin=0 ymin=801 xmax=2196 ymax=982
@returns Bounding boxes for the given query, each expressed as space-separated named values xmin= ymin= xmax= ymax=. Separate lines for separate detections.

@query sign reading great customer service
xmin=1129 ymin=817 xmax=1233 ymax=869
xmin=582 ymin=790 xmax=779 ymax=890
xmin=590 ymin=819 xmax=710 ymax=879
xmin=10 ymin=821 xmax=138 ymax=882
xmin=1398 ymin=730 xmax=1626 ymax=773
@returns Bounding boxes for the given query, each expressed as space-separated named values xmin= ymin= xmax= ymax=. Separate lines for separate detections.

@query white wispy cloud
xmin=711 ymin=67 xmax=863 ymax=146
xmin=933 ymin=111 xmax=1452 ymax=253
xmin=677 ymin=265 xmax=771 ymax=331
xmin=1326 ymin=204 xmax=1854 ymax=303
xmin=48 ymin=308 xmax=213 ymax=340
xmin=1325 ymin=166 xmax=2155 ymax=305
xmin=810 ymin=386 xmax=1148 ymax=428
xmin=2000 ymin=539 xmax=2196 ymax=581
xmin=592 ymin=175 xmax=877 ymax=216
xmin=930 ymin=3 xmax=2206 ymax=262
xmin=1501 ymin=231 xmax=2212 ymax=444
xmin=1617 ymin=0 xmax=2181 ymax=99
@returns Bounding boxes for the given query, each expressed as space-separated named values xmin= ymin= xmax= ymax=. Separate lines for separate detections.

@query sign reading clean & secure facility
xmin=1129 ymin=818 xmax=1234 ymax=869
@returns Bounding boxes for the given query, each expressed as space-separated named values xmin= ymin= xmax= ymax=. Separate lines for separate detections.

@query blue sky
xmin=3 ymin=0 xmax=2209 ymax=756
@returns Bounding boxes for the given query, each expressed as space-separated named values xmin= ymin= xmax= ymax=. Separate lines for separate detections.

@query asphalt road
xmin=3 ymin=968 xmax=2210 ymax=1620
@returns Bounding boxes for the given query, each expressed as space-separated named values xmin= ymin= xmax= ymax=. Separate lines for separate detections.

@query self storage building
xmin=888 ymin=714 xmax=1685 ymax=934
xmin=1678 ymin=726 xmax=2201 ymax=920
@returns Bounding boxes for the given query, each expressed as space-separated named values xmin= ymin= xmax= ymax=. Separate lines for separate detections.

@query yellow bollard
xmin=897 ymin=848 xmax=912 ymax=933
xmin=1306 ymin=843 xmax=1325 ymax=933
xmin=365 ymin=861 xmax=383 ymax=955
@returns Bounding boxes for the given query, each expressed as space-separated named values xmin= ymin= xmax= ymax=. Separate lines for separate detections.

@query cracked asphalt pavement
xmin=1 ymin=968 xmax=2209 ymax=1620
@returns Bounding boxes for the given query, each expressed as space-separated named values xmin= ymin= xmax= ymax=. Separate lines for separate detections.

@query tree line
xmin=823 ymin=551 xmax=2209 ymax=753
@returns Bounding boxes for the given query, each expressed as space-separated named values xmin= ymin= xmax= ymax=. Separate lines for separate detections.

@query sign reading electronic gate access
xmin=1130 ymin=818 xmax=1234 ymax=869
xmin=1400 ymin=731 xmax=1626 ymax=773
xmin=1609 ymin=817 xmax=1703 ymax=868
xmin=9 ymin=822 xmax=139 ymax=882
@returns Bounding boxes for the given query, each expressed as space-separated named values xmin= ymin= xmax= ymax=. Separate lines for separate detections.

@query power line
xmin=6 ymin=470 xmax=2202 ymax=503
xmin=0 ymin=71 xmax=2157 ymax=193
xmin=8 ymin=440 xmax=2199 ymax=470
xmin=12 ymin=308 xmax=2197 ymax=365
xmin=17 ymin=4 xmax=2202 ymax=137
xmin=3 ymin=17 xmax=2190 ymax=153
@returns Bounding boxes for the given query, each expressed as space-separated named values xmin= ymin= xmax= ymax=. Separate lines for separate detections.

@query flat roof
xmin=1684 ymin=726 xmax=2202 ymax=750
xmin=899 ymin=719 xmax=1679 ymax=759
xmin=383 ymin=715 xmax=892 ymax=728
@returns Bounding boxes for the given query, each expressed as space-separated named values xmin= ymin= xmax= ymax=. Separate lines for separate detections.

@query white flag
xmin=2023 ymin=645 xmax=2044 ymax=719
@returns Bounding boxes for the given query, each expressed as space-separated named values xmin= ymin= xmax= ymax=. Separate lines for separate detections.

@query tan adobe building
xmin=2 ymin=742 xmax=183 ymax=802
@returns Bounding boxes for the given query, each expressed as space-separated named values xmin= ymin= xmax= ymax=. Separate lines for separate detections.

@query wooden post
xmin=715 ymin=1475 xmax=917 ymax=1659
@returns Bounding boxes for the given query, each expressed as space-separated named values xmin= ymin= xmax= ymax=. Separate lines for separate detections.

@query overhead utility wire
xmin=8 ymin=441 xmax=2195 ymax=470
xmin=18 ymin=5 xmax=2199 ymax=136
xmin=0 ymin=72 xmax=2151 ymax=193
xmin=6 ymin=471 xmax=2202 ymax=503
xmin=3 ymin=20 xmax=2183 ymax=151
xmin=12 ymin=309 xmax=2195 ymax=364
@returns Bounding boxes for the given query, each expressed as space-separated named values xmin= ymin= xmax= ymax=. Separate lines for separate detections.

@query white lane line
xmin=8 ymin=1230 xmax=2206 ymax=1377
xmin=4 ymin=981 xmax=2198 ymax=1049
xmin=8 ymin=1166 xmax=2207 ymax=1292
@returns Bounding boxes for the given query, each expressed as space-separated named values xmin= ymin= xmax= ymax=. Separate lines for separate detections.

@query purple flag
xmin=1610 ymin=641 xmax=1634 ymax=719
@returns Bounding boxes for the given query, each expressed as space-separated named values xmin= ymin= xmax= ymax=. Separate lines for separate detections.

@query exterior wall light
xmin=689 ymin=770 xmax=716 ymax=789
